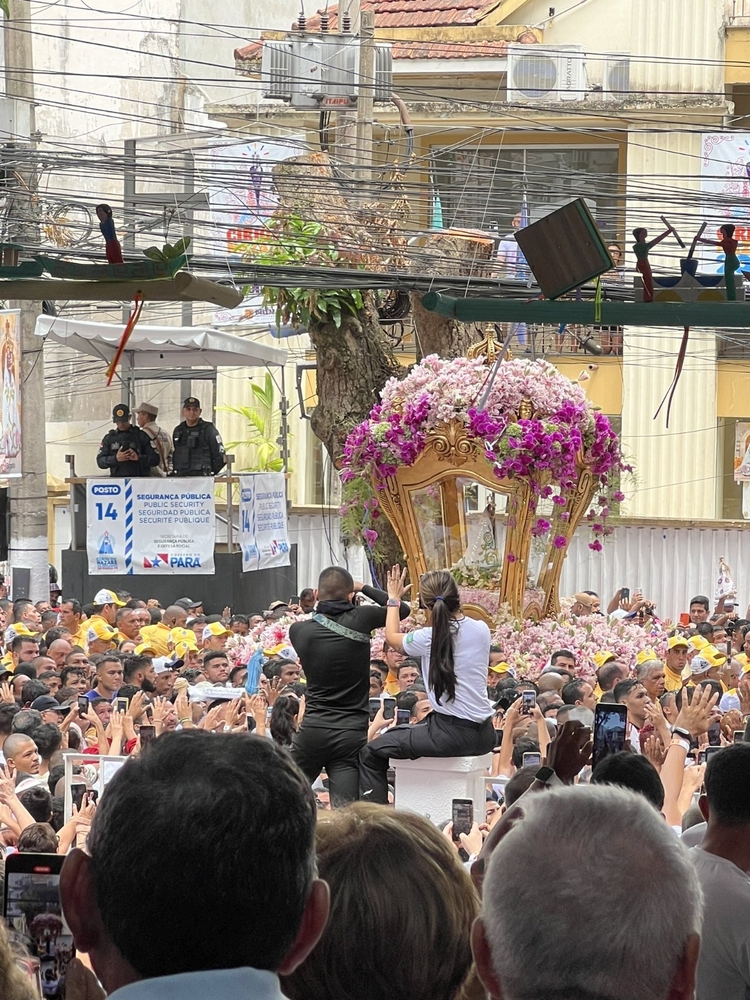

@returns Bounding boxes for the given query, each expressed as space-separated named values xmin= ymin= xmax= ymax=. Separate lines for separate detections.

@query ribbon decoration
xmin=654 ymin=325 xmax=690 ymax=428
xmin=105 ymin=294 xmax=144 ymax=385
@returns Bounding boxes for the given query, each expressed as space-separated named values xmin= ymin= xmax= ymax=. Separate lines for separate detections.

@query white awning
xmin=35 ymin=315 xmax=287 ymax=369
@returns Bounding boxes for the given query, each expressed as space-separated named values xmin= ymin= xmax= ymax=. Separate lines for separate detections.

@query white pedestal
xmin=392 ymin=754 xmax=492 ymax=825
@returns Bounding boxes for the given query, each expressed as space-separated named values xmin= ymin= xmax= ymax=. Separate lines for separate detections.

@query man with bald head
xmin=141 ymin=605 xmax=187 ymax=657
xmin=47 ymin=637 xmax=73 ymax=668
xmin=4 ymin=733 xmax=41 ymax=780
xmin=537 ymin=672 xmax=565 ymax=695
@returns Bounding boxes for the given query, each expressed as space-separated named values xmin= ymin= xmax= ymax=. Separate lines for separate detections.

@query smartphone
xmin=705 ymin=745 xmax=723 ymax=760
xmin=697 ymin=749 xmax=707 ymax=764
xmin=246 ymin=716 xmax=256 ymax=732
xmin=3 ymin=852 xmax=74 ymax=996
xmin=451 ymin=798 xmax=473 ymax=838
xmin=396 ymin=708 xmax=411 ymax=726
xmin=139 ymin=724 xmax=156 ymax=747
xmin=522 ymin=752 xmax=542 ymax=768
xmin=77 ymin=695 xmax=89 ymax=716
xmin=115 ymin=697 xmax=129 ymax=713
xmin=620 ymin=587 xmax=630 ymax=601
xmin=679 ymin=612 xmax=691 ymax=627
xmin=734 ymin=730 xmax=745 ymax=744
xmin=290 ymin=595 xmax=300 ymax=606
xmin=708 ymin=723 xmax=721 ymax=746
xmin=521 ymin=690 xmax=536 ymax=715
xmin=368 ymin=697 xmax=381 ymax=723
xmin=592 ymin=703 xmax=628 ymax=765
xmin=382 ymin=697 xmax=396 ymax=721
xmin=70 ymin=782 xmax=87 ymax=811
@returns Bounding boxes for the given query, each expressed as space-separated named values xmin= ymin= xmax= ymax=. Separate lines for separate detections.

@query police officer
xmin=97 ymin=403 xmax=160 ymax=477
xmin=171 ymin=396 xmax=226 ymax=476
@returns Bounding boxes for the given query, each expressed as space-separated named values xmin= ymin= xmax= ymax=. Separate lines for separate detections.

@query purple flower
xmin=553 ymin=535 xmax=567 ymax=549
xmin=507 ymin=552 xmax=517 ymax=563
xmin=362 ymin=528 xmax=378 ymax=547
xmin=588 ymin=540 xmax=603 ymax=552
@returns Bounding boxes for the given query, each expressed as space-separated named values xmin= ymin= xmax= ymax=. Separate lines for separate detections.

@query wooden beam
xmin=0 ymin=275 xmax=243 ymax=308
xmin=420 ymin=293 xmax=750 ymax=328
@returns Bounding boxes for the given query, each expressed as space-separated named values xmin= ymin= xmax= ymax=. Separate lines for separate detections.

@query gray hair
xmin=481 ymin=785 xmax=702 ymax=1000
xmin=636 ymin=658 xmax=664 ymax=680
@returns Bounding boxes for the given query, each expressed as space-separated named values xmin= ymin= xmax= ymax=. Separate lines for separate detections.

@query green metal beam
xmin=420 ymin=292 xmax=750 ymax=328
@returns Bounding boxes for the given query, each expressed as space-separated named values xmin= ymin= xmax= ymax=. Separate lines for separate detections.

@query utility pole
xmin=4 ymin=0 xmax=48 ymax=601
xmin=355 ymin=10 xmax=375 ymax=202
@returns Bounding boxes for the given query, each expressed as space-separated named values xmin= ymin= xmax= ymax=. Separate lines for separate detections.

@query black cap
xmin=176 ymin=597 xmax=202 ymax=609
xmin=183 ymin=396 xmax=201 ymax=408
xmin=31 ymin=695 xmax=69 ymax=713
xmin=113 ymin=403 xmax=130 ymax=421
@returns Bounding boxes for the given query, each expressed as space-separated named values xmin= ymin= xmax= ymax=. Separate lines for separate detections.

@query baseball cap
xmin=593 ymin=650 xmax=617 ymax=669
xmin=174 ymin=641 xmax=197 ymax=659
xmin=112 ymin=403 xmax=130 ymax=421
xmin=689 ymin=635 xmax=709 ymax=652
xmin=183 ymin=396 xmax=201 ymax=408
xmin=93 ymin=589 xmax=127 ymax=607
xmin=573 ymin=592 xmax=597 ymax=609
xmin=635 ymin=649 xmax=658 ymax=666
xmin=86 ymin=619 xmax=118 ymax=644
xmin=169 ymin=627 xmax=197 ymax=646
xmin=268 ymin=600 xmax=289 ymax=611
xmin=135 ymin=642 xmax=158 ymax=656
xmin=667 ymin=635 xmax=689 ymax=650
xmin=152 ymin=656 xmax=183 ymax=674
xmin=175 ymin=597 xmax=202 ymax=610
xmin=6 ymin=623 xmax=38 ymax=641
xmin=702 ymin=645 xmax=727 ymax=668
xmin=489 ymin=661 xmax=516 ymax=676
xmin=31 ymin=695 xmax=69 ymax=714
xmin=690 ymin=655 xmax=712 ymax=676
xmin=134 ymin=402 xmax=158 ymax=417
xmin=202 ymin=622 xmax=230 ymax=642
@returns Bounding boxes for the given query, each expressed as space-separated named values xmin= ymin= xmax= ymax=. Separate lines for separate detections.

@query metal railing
xmin=504 ymin=323 xmax=622 ymax=357
xmin=730 ymin=0 xmax=750 ymax=21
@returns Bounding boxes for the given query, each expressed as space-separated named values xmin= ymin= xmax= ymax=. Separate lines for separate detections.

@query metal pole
xmin=5 ymin=0 xmax=48 ymax=601
xmin=225 ymin=454 xmax=234 ymax=554
xmin=355 ymin=11 xmax=376 ymax=200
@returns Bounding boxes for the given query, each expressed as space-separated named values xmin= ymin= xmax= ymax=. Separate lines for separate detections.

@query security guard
xmin=171 ymin=396 xmax=226 ymax=476
xmin=97 ymin=403 xmax=160 ymax=477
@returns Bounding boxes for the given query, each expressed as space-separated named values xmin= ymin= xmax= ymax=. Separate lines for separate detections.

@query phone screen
xmin=451 ymin=798 xmax=473 ymax=838
xmin=70 ymin=783 xmax=86 ymax=812
xmin=592 ymin=704 xmax=628 ymax=765
xmin=396 ymin=708 xmax=411 ymax=726
xmin=621 ymin=587 xmax=629 ymax=601
xmin=382 ymin=698 xmax=396 ymax=721
xmin=734 ymin=730 xmax=745 ymax=744
xmin=679 ymin=613 xmax=691 ymax=627
xmin=521 ymin=690 xmax=536 ymax=715
xmin=705 ymin=745 xmax=723 ymax=760
xmin=368 ymin=698 xmax=381 ymax=723
xmin=522 ymin=752 xmax=542 ymax=768
xmin=3 ymin=853 xmax=74 ymax=997
xmin=139 ymin=725 xmax=156 ymax=747
xmin=77 ymin=696 xmax=89 ymax=716
xmin=247 ymin=716 xmax=256 ymax=732
xmin=115 ymin=697 xmax=129 ymax=713
xmin=290 ymin=596 xmax=300 ymax=606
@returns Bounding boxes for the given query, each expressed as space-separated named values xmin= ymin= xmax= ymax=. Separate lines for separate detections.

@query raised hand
xmin=386 ymin=565 xmax=409 ymax=601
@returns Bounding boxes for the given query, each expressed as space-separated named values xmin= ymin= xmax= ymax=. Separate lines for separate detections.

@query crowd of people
xmin=0 ymin=569 xmax=747 ymax=999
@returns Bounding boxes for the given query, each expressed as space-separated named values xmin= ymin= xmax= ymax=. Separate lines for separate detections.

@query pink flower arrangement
xmin=492 ymin=614 xmax=667 ymax=680
xmin=225 ymin=613 xmax=307 ymax=669
xmin=341 ymin=355 xmax=630 ymax=553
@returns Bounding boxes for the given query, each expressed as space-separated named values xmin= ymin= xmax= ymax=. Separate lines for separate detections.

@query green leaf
xmin=143 ymin=246 xmax=166 ymax=261
xmin=0 ymin=1 xmax=9 ymax=18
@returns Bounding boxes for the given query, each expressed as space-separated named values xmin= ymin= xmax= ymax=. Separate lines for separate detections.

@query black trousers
xmin=359 ymin=711 xmax=496 ymax=804
xmin=292 ymin=724 xmax=365 ymax=808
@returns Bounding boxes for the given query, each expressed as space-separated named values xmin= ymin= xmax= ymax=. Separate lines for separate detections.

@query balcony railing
xmin=500 ymin=323 xmax=622 ymax=357
xmin=730 ymin=0 xmax=750 ymax=21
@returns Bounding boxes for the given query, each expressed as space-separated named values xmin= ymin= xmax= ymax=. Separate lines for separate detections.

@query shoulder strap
xmin=312 ymin=612 xmax=372 ymax=644
xmin=143 ymin=424 xmax=166 ymax=467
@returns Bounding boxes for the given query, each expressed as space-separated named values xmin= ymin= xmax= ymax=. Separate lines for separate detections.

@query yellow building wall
xmin=717 ymin=362 xmax=750 ymax=417
xmin=548 ymin=357 xmax=623 ymax=414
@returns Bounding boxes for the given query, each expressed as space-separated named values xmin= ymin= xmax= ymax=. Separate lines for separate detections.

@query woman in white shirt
xmin=359 ymin=567 xmax=495 ymax=803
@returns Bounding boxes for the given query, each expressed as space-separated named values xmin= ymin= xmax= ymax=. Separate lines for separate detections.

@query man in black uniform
xmin=171 ymin=396 xmax=225 ymax=476
xmin=97 ymin=404 xmax=160 ymax=477
xmin=289 ymin=565 xmax=410 ymax=806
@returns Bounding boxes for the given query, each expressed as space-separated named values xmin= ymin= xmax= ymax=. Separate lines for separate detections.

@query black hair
xmin=60 ymin=598 xmax=82 ymax=615
xmin=704 ymin=744 xmax=750 ymax=825
xmin=148 ymin=608 xmax=161 ymax=625
xmin=660 ymin=688 xmax=683 ymax=713
xmin=12 ymin=708 xmax=43 ymax=737
xmin=269 ymin=694 xmax=300 ymax=748
xmin=60 ymin=665 xmax=86 ymax=686
xmin=419 ymin=570 xmax=460 ymax=703
xmin=203 ymin=650 xmax=230 ymax=669
xmin=690 ymin=595 xmax=709 ymax=610
xmin=300 ymin=588 xmax=314 ymax=601
xmin=614 ymin=678 xmax=642 ymax=703
xmin=11 ymin=634 xmax=39 ymax=654
xmin=511 ymin=739 xmax=541 ymax=769
xmin=550 ymin=649 xmax=576 ymax=664
xmin=87 ymin=731 xmax=317 ymax=977
xmin=21 ymin=680 xmax=51 ymax=705
xmin=697 ymin=678 xmax=723 ymax=702
xmin=32 ymin=722 xmax=62 ymax=760
xmin=116 ymin=684 xmax=140 ymax=703
xmin=695 ymin=621 xmax=714 ymax=638
xmin=40 ymin=611 xmax=58 ymax=629
xmin=591 ymin=751 xmax=665 ymax=810
xmin=561 ymin=680 xmax=587 ymax=705
xmin=0 ymin=703 xmax=19 ymax=736
xmin=12 ymin=598 xmax=33 ymax=622
xmin=369 ymin=659 xmax=387 ymax=680
xmin=46 ymin=627 xmax=71 ymax=645
xmin=395 ymin=691 xmax=418 ymax=712
xmin=229 ymin=614 xmax=249 ymax=627
xmin=47 ymin=763 xmax=66 ymax=797
xmin=50 ymin=795 xmax=65 ymax=832
xmin=123 ymin=654 xmax=153 ymax=683
xmin=317 ymin=565 xmax=354 ymax=601
xmin=18 ymin=785 xmax=53 ymax=823
xmin=504 ymin=765 xmax=538 ymax=806
xmin=13 ymin=664 xmax=36 ymax=681
xmin=180 ymin=668 xmax=205 ymax=684
xmin=229 ymin=665 xmax=247 ymax=684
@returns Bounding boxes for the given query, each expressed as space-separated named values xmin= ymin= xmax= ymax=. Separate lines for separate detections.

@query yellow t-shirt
xmin=663 ymin=667 xmax=684 ymax=693
xmin=0 ymin=651 xmax=13 ymax=672
xmin=68 ymin=625 xmax=89 ymax=652
xmin=140 ymin=622 xmax=171 ymax=657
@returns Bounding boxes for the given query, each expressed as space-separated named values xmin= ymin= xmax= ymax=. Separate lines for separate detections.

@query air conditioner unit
xmin=374 ymin=43 xmax=393 ymax=101
xmin=261 ymin=40 xmax=294 ymax=100
xmin=601 ymin=53 xmax=631 ymax=101
xmin=506 ymin=44 xmax=586 ymax=103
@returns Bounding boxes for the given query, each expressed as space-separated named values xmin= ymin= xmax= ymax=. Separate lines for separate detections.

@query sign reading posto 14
xmin=86 ymin=479 xmax=216 ymax=575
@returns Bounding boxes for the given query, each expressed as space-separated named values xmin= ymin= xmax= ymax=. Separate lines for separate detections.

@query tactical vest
xmin=173 ymin=422 xmax=212 ymax=475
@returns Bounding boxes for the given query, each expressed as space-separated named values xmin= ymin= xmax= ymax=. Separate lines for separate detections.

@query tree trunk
xmin=410 ymin=293 xmax=482 ymax=360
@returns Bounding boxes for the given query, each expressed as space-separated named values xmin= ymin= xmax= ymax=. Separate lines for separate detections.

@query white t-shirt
xmin=691 ymin=847 xmax=750 ymax=1000
xmin=403 ymin=616 xmax=493 ymax=723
